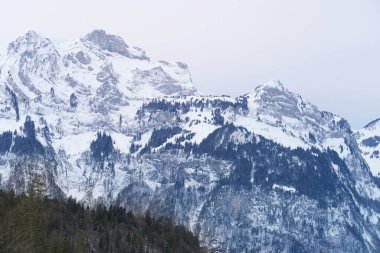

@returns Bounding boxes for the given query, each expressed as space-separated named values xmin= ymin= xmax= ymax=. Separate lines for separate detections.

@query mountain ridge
xmin=0 ymin=30 xmax=380 ymax=252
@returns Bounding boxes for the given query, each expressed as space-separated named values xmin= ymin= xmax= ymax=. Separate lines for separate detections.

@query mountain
xmin=1 ymin=30 xmax=380 ymax=252
xmin=356 ymin=119 xmax=380 ymax=178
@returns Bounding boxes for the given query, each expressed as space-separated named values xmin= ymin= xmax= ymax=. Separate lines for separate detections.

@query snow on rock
xmin=0 ymin=31 xmax=380 ymax=252
xmin=356 ymin=118 xmax=380 ymax=177
xmin=273 ymin=183 xmax=297 ymax=193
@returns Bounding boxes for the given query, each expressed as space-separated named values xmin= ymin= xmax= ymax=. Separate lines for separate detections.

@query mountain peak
xmin=84 ymin=29 xmax=128 ymax=49
xmin=22 ymin=30 xmax=41 ymax=39
xmin=8 ymin=30 xmax=52 ymax=54
xmin=244 ymin=80 xmax=323 ymax=125
xmin=0 ymin=30 xmax=195 ymax=101
xmin=83 ymin=29 xmax=149 ymax=60
xmin=256 ymin=80 xmax=286 ymax=92
xmin=245 ymin=80 xmax=290 ymax=99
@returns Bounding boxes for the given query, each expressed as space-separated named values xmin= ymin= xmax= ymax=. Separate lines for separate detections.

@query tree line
xmin=0 ymin=175 xmax=207 ymax=253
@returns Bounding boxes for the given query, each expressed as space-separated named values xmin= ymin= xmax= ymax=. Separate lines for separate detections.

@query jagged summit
xmin=253 ymin=80 xmax=298 ymax=99
xmin=0 ymin=30 xmax=196 ymax=101
xmin=7 ymin=30 xmax=53 ymax=55
xmin=246 ymin=80 xmax=317 ymax=117
xmin=85 ymin=29 xmax=129 ymax=49
xmin=83 ymin=29 xmax=149 ymax=60
xmin=247 ymin=80 xmax=294 ymax=100
xmin=257 ymin=79 xmax=286 ymax=91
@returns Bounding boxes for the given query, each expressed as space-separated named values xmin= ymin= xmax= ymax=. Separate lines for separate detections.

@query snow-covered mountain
xmin=1 ymin=30 xmax=380 ymax=252
xmin=1 ymin=30 xmax=195 ymax=103
xmin=356 ymin=119 xmax=380 ymax=178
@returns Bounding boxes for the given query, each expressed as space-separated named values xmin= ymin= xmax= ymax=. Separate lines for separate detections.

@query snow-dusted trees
xmin=69 ymin=93 xmax=78 ymax=110
xmin=212 ymin=108 xmax=224 ymax=125
xmin=12 ymin=117 xmax=44 ymax=155
xmin=90 ymin=132 xmax=114 ymax=161
xmin=50 ymin=87 xmax=54 ymax=97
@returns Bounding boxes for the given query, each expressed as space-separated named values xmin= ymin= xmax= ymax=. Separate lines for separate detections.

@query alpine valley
xmin=0 ymin=30 xmax=380 ymax=253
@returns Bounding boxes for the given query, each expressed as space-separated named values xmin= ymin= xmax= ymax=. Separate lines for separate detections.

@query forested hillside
xmin=0 ymin=176 xmax=205 ymax=253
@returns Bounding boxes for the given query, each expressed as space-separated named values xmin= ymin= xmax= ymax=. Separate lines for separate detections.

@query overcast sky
xmin=0 ymin=0 xmax=379 ymax=128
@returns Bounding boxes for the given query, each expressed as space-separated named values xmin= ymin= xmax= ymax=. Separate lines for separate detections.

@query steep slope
xmin=130 ymin=90 xmax=380 ymax=252
xmin=356 ymin=119 xmax=380 ymax=177
xmin=0 ymin=30 xmax=197 ymax=201
xmin=0 ymin=31 xmax=380 ymax=252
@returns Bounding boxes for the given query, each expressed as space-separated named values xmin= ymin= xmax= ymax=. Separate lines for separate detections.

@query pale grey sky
xmin=1 ymin=0 xmax=379 ymax=128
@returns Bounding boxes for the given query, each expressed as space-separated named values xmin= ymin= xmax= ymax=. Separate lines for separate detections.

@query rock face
xmin=356 ymin=119 xmax=380 ymax=175
xmin=1 ymin=31 xmax=380 ymax=252
xmin=83 ymin=29 xmax=149 ymax=60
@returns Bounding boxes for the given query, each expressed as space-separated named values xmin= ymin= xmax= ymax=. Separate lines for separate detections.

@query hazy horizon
xmin=1 ymin=0 xmax=379 ymax=128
